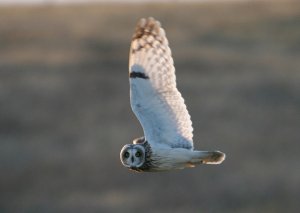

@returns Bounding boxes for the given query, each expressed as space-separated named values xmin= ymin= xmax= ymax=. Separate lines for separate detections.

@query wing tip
xmin=132 ymin=17 xmax=162 ymax=40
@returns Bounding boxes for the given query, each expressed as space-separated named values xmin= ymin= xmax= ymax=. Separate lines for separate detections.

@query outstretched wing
xmin=129 ymin=17 xmax=193 ymax=150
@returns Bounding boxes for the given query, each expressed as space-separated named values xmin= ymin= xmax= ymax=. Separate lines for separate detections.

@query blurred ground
xmin=0 ymin=1 xmax=300 ymax=212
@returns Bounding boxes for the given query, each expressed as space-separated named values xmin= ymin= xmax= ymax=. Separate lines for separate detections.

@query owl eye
xmin=135 ymin=151 xmax=141 ymax=157
xmin=124 ymin=151 xmax=130 ymax=158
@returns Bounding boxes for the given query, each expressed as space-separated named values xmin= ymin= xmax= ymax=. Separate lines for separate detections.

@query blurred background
xmin=0 ymin=0 xmax=300 ymax=212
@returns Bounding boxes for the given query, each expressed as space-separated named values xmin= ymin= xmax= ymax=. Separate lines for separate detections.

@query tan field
xmin=0 ymin=1 xmax=299 ymax=212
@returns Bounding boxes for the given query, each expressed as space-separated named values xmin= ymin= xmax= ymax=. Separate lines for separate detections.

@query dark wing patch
xmin=129 ymin=72 xmax=149 ymax=79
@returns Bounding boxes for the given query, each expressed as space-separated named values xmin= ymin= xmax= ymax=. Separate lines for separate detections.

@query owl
xmin=120 ymin=17 xmax=225 ymax=172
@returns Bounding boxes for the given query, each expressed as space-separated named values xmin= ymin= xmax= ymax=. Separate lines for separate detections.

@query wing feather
xmin=129 ymin=17 xmax=193 ymax=149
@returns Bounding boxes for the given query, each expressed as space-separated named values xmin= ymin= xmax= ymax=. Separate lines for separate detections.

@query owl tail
xmin=191 ymin=151 xmax=226 ymax=165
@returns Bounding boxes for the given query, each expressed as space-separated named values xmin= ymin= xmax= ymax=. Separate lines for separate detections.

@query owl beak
xmin=131 ymin=156 xmax=134 ymax=163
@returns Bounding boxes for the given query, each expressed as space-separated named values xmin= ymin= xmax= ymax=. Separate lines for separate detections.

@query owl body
xmin=148 ymin=145 xmax=199 ymax=171
xmin=120 ymin=17 xmax=225 ymax=172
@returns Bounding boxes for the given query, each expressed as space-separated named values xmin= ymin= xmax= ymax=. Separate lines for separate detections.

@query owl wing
xmin=129 ymin=17 xmax=193 ymax=150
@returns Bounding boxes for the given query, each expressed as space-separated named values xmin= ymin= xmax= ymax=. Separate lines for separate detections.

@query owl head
xmin=120 ymin=144 xmax=145 ymax=169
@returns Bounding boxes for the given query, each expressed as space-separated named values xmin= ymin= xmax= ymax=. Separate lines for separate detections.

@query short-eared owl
xmin=120 ymin=17 xmax=225 ymax=172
